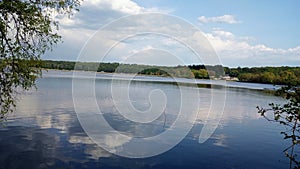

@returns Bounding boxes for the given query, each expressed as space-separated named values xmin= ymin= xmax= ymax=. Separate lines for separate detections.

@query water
xmin=0 ymin=70 xmax=291 ymax=169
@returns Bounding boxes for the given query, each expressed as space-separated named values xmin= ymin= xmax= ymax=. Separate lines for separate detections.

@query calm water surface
xmin=0 ymin=70 xmax=291 ymax=169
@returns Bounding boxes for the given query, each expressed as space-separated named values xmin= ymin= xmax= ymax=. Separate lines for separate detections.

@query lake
xmin=0 ymin=70 xmax=291 ymax=169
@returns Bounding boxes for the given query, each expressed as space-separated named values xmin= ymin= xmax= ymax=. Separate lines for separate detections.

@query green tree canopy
xmin=0 ymin=0 xmax=80 ymax=120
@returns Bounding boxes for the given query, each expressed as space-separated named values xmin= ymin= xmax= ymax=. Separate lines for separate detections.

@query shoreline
xmin=42 ymin=69 xmax=282 ymax=92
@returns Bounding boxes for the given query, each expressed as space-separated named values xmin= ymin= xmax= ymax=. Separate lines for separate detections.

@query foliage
xmin=257 ymin=86 xmax=300 ymax=169
xmin=229 ymin=66 xmax=300 ymax=85
xmin=0 ymin=0 xmax=80 ymax=120
xmin=189 ymin=64 xmax=224 ymax=77
xmin=191 ymin=69 xmax=209 ymax=79
xmin=42 ymin=60 xmax=196 ymax=78
xmin=40 ymin=60 xmax=300 ymax=86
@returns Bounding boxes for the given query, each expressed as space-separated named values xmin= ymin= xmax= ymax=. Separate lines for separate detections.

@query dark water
xmin=0 ymin=70 xmax=291 ymax=169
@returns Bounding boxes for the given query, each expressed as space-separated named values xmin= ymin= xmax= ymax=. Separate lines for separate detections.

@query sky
xmin=44 ymin=0 xmax=300 ymax=67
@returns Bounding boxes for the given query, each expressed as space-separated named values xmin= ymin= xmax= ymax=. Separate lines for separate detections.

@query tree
xmin=0 ymin=0 xmax=81 ymax=120
xmin=191 ymin=69 xmax=209 ymax=79
xmin=257 ymin=86 xmax=300 ymax=169
xmin=260 ymin=72 xmax=276 ymax=84
xmin=279 ymin=71 xmax=298 ymax=86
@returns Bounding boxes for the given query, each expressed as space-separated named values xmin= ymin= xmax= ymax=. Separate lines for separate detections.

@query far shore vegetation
xmin=41 ymin=60 xmax=300 ymax=86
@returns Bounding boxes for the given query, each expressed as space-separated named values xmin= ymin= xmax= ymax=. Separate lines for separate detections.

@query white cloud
xmin=45 ymin=1 xmax=300 ymax=67
xmin=198 ymin=15 xmax=240 ymax=24
xmin=57 ymin=0 xmax=166 ymax=29
xmin=126 ymin=48 xmax=184 ymax=66
xmin=204 ymin=29 xmax=300 ymax=66
xmin=83 ymin=0 xmax=145 ymax=15
xmin=212 ymin=29 xmax=235 ymax=40
xmin=44 ymin=0 xmax=170 ymax=60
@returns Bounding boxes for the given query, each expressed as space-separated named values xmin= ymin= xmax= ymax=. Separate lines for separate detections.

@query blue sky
xmin=44 ymin=0 xmax=300 ymax=67
xmin=166 ymin=0 xmax=300 ymax=49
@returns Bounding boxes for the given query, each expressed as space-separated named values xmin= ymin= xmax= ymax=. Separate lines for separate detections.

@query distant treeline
xmin=224 ymin=66 xmax=300 ymax=85
xmin=41 ymin=60 xmax=300 ymax=85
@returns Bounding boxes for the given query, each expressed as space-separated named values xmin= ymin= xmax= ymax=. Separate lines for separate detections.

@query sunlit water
xmin=0 ymin=70 xmax=291 ymax=169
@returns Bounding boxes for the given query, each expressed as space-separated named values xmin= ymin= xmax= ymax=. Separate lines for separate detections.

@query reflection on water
xmin=0 ymin=70 xmax=291 ymax=168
